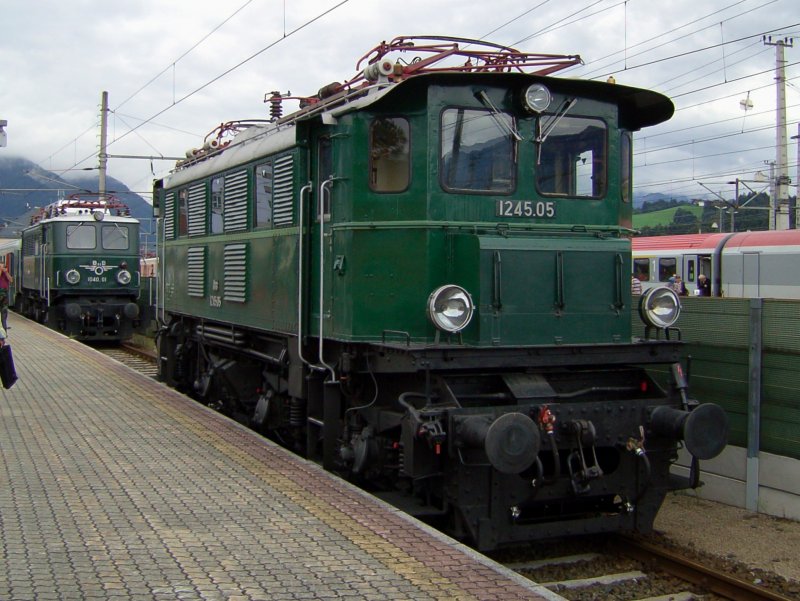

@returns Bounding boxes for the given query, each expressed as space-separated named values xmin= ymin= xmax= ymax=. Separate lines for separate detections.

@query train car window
xmin=633 ymin=257 xmax=650 ymax=281
xmin=369 ymin=117 xmax=410 ymax=192
xmin=102 ymin=225 xmax=129 ymax=250
xmin=621 ymin=132 xmax=631 ymax=203
xmin=658 ymin=257 xmax=677 ymax=282
xmin=255 ymin=162 xmax=274 ymax=229
xmin=66 ymin=224 xmax=96 ymax=250
xmin=536 ymin=116 xmax=606 ymax=198
xmin=687 ymin=259 xmax=696 ymax=282
xmin=178 ymin=189 xmax=189 ymax=236
xmin=210 ymin=177 xmax=224 ymax=234
xmin=440 ymin=108 xmax=515 ymax=194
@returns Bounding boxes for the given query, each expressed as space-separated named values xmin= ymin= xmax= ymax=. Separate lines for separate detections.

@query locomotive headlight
xmin=65 ymin=269 xmax=81 ymax=285
xmin=523 ymin=83 xmax=552 ymax=113
xmin=116 ymin=269 xmax=132 ymax=285
xmin=427 ymin=285 xmax=474 ymax=333
xmin=639 ymin=286 xmax=681 ymax=329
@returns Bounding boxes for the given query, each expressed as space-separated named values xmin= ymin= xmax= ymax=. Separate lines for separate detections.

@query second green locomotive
xmin=154 ymin=37 xmax=728 ymax=550
xmin=19 ymin=194 xmax=141 ymax=341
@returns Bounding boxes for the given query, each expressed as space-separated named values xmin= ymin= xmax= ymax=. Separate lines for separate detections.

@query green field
xmin=633 ymin=205 xmax=703 ymax=228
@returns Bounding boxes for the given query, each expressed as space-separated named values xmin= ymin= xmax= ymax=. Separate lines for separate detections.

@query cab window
xmin=369 ymin=117 xmax=410 ymax=192
xmin=66 ymin=224 xmax=96 ymax=249
xmin=440 ymin=107 xmax=515 ymax=193
xmin=102 ymin=225 xmax=130 ymax=250
xmin=536 ymin=116 xmax=607 ymax=198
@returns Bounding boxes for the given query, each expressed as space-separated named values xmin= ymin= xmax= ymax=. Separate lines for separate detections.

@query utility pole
xmin=99 ymin=91 xmax=109 ymax=199
xmin=763 ymin=36 xmax=793 ymax=229
xmin=794 ymin=125 xmax=800 ymax=228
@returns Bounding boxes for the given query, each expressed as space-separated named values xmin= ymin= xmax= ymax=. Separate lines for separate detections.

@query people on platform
xmin=670 ymin=275 xmax=687 ymax=296
xmin=0 ymin=263 xmax=12 ymax=332
xmin=697 ymin=273 xmax=711 ymax=296
xmin=631 ymin=274 xmax=642 ymax=295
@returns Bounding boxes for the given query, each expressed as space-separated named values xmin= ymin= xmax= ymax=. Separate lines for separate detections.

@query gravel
xmin=653 ymin=491 xmax=800 ymax=595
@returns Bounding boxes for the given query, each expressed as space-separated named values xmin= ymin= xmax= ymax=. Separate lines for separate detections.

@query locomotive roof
xmin=26 ymin=195 xmax=138 ymax=229
xmin=165 ymin=37 xmax=673 ymax=183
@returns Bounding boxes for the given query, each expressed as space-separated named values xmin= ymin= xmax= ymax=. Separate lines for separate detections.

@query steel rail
xmin=612 ymin=536 xmax=795 ymax=601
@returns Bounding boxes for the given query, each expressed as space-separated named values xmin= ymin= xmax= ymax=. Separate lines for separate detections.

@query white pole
xmin=99 ymin=91 xmax=109 ymax=198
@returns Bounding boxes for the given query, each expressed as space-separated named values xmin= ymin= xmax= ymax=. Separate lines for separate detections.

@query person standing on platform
xmin=697 ymin=274 xmax=711 ymax=296
xmin=0 ymin=262 xmax=12 ymax=333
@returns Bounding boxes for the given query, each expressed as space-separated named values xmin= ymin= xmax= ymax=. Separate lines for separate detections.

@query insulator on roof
xmin=268 ymin=91 xmax=283 ymax=122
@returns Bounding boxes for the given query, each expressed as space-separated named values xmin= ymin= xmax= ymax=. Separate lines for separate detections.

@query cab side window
xmin=369 ymin=117 xmax=410 ymax=192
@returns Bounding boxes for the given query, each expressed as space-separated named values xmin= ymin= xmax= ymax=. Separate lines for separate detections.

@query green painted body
xmin=158 ymin=74 xmax=641 ymax=348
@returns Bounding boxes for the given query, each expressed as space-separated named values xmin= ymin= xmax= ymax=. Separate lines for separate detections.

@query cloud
xmin=1 ymin=0 xmax=797 ymax=201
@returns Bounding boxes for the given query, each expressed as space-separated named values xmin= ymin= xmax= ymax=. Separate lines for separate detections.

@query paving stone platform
xmin=0 ymin=315 xmax=558 ymax=600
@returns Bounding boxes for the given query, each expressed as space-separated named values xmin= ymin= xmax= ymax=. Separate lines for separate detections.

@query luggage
xmin=0 ymin=344 xmax=18 ymax=389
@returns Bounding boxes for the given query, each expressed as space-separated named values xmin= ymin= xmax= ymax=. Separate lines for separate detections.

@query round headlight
xmin=523 ymin=83 xmax=552 ymax=113
xmin=427 ymin=285 xmax=474 ymax=333
xmin=65 ymin=269 xmax=81 ymax=285
xmin=116 ymin=269 xmax=132 ymax=285
xmin=639 ymin=286 xmax=681 ymax=329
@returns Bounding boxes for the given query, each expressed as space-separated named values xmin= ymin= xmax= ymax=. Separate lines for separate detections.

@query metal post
xmin=99 ymin=91 xmax=109 ymax=198
xmin=746 ymin=298 xmax=762 ymax=512
xmin=763 ymin=36 xmax=793 ymax=229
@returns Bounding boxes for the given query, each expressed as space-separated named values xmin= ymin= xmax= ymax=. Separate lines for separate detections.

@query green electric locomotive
xmin=154 ymin=37 xmax=727 ymax=550
xmin=19 ymin=194 xmax=141 ymax=341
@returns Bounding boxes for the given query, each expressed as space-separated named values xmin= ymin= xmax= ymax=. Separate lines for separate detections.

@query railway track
xmin=97 ymin=341 xmax=798 ymax=601
xmin=94 ymin=342 xmax=159 ymax=378
xmin=501 ymin=534 xmax=797 ymax=601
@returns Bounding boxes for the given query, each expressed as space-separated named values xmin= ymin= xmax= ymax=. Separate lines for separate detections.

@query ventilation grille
xmin=224 ymin=243 xmax=248 ymax=303
xmin=187 ymin=183 xmax=207 ymax=237
xmin=187 ymin=246 xmax=206 ymax=297
xmin=224 ymin=170 xmax=248 ymax=232
xmin=164 ymin=192 xmax=176 ymax=240
xmin=273 ymin=155 xmax=294 ymax=227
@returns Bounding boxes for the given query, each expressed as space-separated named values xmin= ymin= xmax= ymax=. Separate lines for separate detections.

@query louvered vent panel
xmin=164 ymin=192 xmax=176 ymax=240
xmin=187 ymin=183 xmax=207 ymax=237
xmin=187 ymin=246 xmax=206 ymax=297
xmin=224 ymin=243 xmax=248 ymax=303
xmin=224 ymin=170 xmax=249 ymax=232
xmin=272 ymin=155 xmax=294 ymax=227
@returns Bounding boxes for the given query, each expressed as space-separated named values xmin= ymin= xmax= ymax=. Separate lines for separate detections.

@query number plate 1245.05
xmin=496 ymin=200 xmax=555 ymax=218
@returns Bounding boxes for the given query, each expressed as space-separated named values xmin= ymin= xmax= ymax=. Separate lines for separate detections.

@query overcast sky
xmin=1 ymin=0 xmax=798 ymax=204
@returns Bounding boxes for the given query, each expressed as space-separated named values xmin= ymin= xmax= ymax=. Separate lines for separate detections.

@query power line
xmin=57 ymin=1 xmax=351 ymax=177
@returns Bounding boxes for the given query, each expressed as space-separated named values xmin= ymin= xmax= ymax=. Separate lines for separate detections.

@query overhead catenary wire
xmin=47 ymin=0 xmax=352 ymax=178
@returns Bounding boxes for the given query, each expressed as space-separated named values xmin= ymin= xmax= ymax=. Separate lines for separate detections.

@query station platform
xmin=0 ymin=314 xmax=556 ymax=601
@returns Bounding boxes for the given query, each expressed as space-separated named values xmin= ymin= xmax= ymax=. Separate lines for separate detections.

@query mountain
xmin=0 ymin=155 xmax=153 ymax=236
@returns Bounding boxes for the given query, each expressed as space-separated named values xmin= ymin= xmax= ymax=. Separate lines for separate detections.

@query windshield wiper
xmin=475 ymin=90 xmax=522 ymax=141
xmin=537 ymin=97 xmax=577 ymax=144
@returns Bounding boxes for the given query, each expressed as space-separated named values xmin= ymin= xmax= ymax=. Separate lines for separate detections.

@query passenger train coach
xmin=632 ymin=230 xmax=800 ymax=298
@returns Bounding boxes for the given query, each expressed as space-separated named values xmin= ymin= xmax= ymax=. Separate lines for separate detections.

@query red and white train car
xmin=632 ymin=230 xmax=800 ymax=299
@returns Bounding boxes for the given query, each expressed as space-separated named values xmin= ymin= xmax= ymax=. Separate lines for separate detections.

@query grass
xmin=633 ymin=205 xmax=703 ymax=229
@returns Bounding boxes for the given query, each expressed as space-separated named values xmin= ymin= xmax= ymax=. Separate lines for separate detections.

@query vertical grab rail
xmin=296 ymin=182 xmax=319 ymax=371
xmin=317 ymin=177 xmax=337 ymax=382
xmin=554 ymin=251 xmax=565 ymax=312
